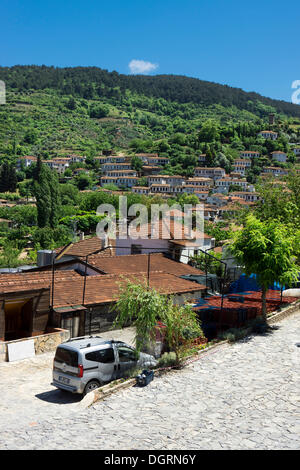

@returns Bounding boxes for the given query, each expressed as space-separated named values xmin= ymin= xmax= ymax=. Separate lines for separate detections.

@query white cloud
xmin=128 ymin=59 xmax=158 ymax=75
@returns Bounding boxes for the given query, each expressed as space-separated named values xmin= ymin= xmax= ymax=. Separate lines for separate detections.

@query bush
xmin=157 ymin=352 xmax=178 ymax=368
xmin=218 ymin=328 xmax=249 ymax=343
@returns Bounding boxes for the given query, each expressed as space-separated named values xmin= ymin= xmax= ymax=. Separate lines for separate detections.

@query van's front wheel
xmin=83 ymin=380 xmax=101 ymax=396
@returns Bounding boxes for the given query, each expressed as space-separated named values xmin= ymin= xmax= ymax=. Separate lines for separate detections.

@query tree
xmin=113 ymin=281 xmax=203 ymax=363
xmin=0 ymin=241 xmax=22 ymax=268
xmin=131 ymin=156 xmax=143 ymax=172
xmin=59 ymin=183 xmax=80 ymax=205
xmin=33 ymin=162 xmax=61 ymax=228
xmin=162 ymin=302 xmax=203 ymax=363
xmin=65 ymin=97 xmax=76 ymax=110
xmin=74 ymin=173 xmax=93 ymax=190
xmin=89 ymin=105 xmax=109 ymax=119
xmin=230 ymin=214 xmax=299 ymax=321
xmin=255 ymin=175 xmax=300 ymax=229
xmin=0 ymin=162 xmax=17 ymax=192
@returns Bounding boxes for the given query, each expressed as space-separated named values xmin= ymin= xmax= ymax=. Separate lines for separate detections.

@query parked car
xmin=52 ymin=336 xmax=157 ymax=395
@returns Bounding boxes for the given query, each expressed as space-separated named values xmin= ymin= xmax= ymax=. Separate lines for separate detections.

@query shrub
xmin=218 ymin=328 xmax=249 ymax=343
xmin=157 ymin=352 xmax=178 ymax=368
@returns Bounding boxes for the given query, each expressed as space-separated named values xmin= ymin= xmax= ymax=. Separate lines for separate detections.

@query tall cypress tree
xmin=33 ymin=162 xmax=61 ymax=228
xmin=8 ymin=165 xmax=17 ymax=192
xmin=0 ymin=163 xmax=10 ymax=192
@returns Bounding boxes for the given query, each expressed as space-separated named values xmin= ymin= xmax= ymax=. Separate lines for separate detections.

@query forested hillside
xmin=0 ymin=65 xmax=299 ymax=266
xmin=1 ymin=65 xmax=300 ymax=116
xmin=0 ymin=65 xmax=300 ymax=169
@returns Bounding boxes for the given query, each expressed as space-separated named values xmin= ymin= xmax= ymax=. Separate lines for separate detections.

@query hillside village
xmin=0 ymin=104 xmax=299 ymax=350
xmin=1 ymin=0 xmax=300 ymax=451
xmin=9 ymin=114 xmax=300 ymax=230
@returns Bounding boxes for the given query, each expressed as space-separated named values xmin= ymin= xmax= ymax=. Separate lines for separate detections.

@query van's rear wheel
xmin=83 ymin=380 xmax=101 ymax=396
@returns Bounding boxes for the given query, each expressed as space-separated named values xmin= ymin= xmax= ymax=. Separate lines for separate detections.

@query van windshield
xmin=54 ymin=347 xmax=78 ymax=367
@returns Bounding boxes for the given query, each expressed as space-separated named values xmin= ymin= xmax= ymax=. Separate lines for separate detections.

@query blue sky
xmin=1 ymin=0 xmax=299 ymax=102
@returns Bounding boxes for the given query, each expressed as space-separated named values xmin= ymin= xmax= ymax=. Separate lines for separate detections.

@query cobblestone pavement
xmin=0 ymin=315 xmax=299 ymax=450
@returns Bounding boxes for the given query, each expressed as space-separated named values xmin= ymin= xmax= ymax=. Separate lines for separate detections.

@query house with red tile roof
xmin=0 ymin=252 xmax=206 ymax=342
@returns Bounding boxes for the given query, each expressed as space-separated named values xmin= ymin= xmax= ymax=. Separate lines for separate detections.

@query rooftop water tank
xmin=37 ymin=250 xmax=56 ymax=267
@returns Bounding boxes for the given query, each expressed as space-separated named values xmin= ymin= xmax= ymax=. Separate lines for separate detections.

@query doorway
xmin=4 ymin=298 xmax=33 ymax=341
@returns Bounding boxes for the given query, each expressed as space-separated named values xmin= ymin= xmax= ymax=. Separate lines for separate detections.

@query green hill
xmin=0 ymin=65 xmax=299 ymax=170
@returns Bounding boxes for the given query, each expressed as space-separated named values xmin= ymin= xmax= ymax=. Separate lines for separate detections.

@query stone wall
xmin=0 ymin=328 xmax=70 ymax=363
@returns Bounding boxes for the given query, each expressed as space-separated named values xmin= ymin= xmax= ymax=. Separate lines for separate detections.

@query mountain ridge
xmin=1 ymin=65 xmax=300 ymax=118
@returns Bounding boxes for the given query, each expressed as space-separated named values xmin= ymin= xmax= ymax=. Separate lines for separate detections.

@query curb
xmin=267 ymin=300 xmax=300 ymax=324
xmin=79 ymin=378 xmax=136 ymax=408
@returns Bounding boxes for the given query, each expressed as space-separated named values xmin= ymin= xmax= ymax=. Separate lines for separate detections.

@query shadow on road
xmin=35 ymin=389 xmax=82 ymax=405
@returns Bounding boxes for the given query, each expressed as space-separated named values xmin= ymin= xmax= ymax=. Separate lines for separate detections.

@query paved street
xmin=0 ymin=315 xmax=299 ymax=450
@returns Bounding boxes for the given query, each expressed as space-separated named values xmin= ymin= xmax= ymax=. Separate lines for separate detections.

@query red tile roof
xmin=55 ymin=237 xmax=116 ymax=259
xmin=53 ymin=272 xmax=206 ymax=308
xmin=86 ymin=252 xmax=204 ymax=277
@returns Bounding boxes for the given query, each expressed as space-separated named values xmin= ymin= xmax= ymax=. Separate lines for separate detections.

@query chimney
xmin=80 ymin=231 xmax=85 ymax=241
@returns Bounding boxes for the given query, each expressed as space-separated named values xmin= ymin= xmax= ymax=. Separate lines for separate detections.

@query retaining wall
xmin=0 ymin=328 xmax=70 ymax=363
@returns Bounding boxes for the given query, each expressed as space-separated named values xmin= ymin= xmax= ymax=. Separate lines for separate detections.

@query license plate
xmin=58 ymin=376 xmax=70 ymax=384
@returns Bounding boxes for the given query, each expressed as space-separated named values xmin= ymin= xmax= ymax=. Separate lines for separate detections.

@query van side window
xmin=117 ymin=346 xmax=138 ymax=362
xmin=85 ymin=348 xmax=115 ymax=363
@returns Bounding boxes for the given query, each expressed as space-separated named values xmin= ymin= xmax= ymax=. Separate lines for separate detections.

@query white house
xmin=233 ymin=160 xmax=251 ymax=176
xmin=215 ymin=178 xmax=254 ymax=193
xmin=147 ymin=175 xmax=185 ymax=187
xmin=257 ymin=130 xmax=278 ymax=140
xmin=44 ymin=158 xmax=70 ymax=174
xmin=271 ymin=151 xmax=287 ymax=163
xmin=101 ymin=163 xmax=132 ymax=173
xmin=197 ymin=154 xmax=207 ymax=165
xmin=17 ymin=155 xmax=37 ymax=169
xmin=262 ymin=167 xmax=289 ymax=177
xmin=240 ymin=151 xmax=260 ymax=159
xmin=115 ymin=218 xmax=214 ymax=264
xmin=100 ymin=176 xmax=139 ymax=188
xmin=194 ymin=167 xmax=226 ymax=180
xmin=292 ymin=147 xmax=300 ymax=157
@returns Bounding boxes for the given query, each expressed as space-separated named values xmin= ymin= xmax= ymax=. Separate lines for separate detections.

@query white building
xmin=292 ymin=147 xmax=300 ymax=157
xmin=194 ymin=167 xmax=226 ymax=180
xmin=17 ymin=155 xmax=37 ymax=169
xmin=215 ymin=178 xmax=254 ymax=193
xmin=115 ymin=218 xmax=214 ymax=264
xmin=271 ymin=151 xmax=287 ymax=163
xmin=257 ymin=131 xmax=278 ymax=140
xmin=240 ymin=151 xmax=260 ymax=159
xmin=44 ymin=158 xmax=70 ymax=174
xmin=262 ymin=167 xmax=289 ymax=177
xmin=147 ymin=175 xmax=185 ymax=187
xmin=233 ymin=160 xmax=251 ymax=176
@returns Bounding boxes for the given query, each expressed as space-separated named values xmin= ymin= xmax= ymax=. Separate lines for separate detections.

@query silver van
xmin=52 ymin=336 xmax=157 ymax=395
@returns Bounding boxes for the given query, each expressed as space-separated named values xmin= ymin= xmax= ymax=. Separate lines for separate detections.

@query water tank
xmin=37 ymin=250 xmax=56 ymax=267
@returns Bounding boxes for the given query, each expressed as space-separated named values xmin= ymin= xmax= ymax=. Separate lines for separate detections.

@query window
xmin=85 ymin=348 xmax=115 ymax=363
xmin=117 ymin=346 xmax=138 ymax=363
xmin=131 ymin=244 xmax=142 ymax=255
xmin=55 ymin=348 xmax=78 ymax=367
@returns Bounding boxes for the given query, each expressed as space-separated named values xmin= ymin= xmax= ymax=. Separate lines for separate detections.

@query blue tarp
xmin=229 ymin=274 xmax=282 ymax=294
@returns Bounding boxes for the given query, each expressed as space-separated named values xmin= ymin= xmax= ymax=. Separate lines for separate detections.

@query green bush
xmin=218 ymin=328 xmax=249 ymax=343
xmin=157 ymin=352 xmax=178 ymax=368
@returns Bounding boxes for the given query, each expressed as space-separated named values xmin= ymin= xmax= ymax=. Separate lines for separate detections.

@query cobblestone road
xmin=0 ymin=315 xmax=299 ymax=450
